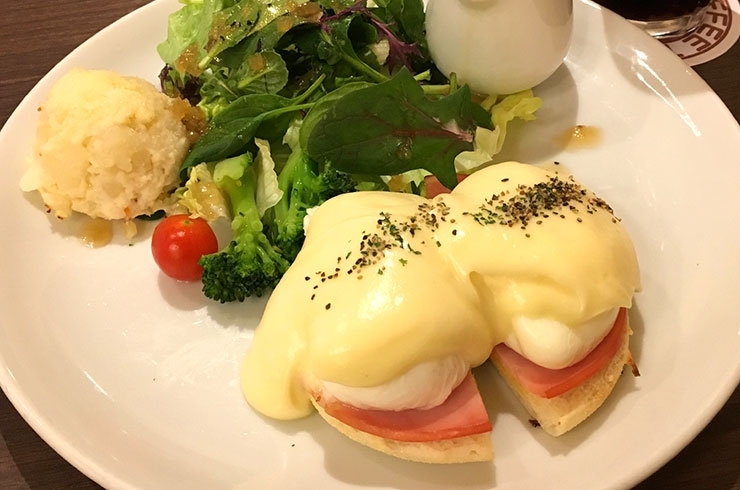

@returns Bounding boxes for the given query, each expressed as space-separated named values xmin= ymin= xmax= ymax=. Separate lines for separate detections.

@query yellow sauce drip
xmin=555 ymin=125 xmax=603 ymax=151
xmin=79 ymin=218 xmax=113 ymax=248
xmin=174 ymin=44 xmax=201 ymax=77
xmin=247 ymin=53 xmax=267 ymax=73
xmin=171 ymin=99 xmax=207 ymax=145
xmin=276 ymin=15 xmax=296 ymax=33
xmin=292 ymin=2 xmax=322 ymax=21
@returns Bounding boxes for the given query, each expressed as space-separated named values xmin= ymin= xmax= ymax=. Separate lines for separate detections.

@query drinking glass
xmin=594 ymin=0 xmax=710 ymax=39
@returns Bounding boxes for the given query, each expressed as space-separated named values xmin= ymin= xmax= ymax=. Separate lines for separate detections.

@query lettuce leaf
xmin=253 ymin=138 xmax=284 ymax=217
xmin=455 ymin=90 xmax=542 ymax=173
xmin=177 ymin=162 xmax=231 ymax=221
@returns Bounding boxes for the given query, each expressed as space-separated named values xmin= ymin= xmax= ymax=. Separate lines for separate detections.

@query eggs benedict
xmin=240 ymin=161 xmax=640 ymax=462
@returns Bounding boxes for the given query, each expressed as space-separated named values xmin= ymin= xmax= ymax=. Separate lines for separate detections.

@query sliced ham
xmin=317 ymin=373 xmax=491 ymax=442
xmin=491 ymin=307 xmax=628 ymax=399
xmin=315 ymin=309 xmax=627 ymax=442
xmin=424 ymin=174 xmax=468 ymax=198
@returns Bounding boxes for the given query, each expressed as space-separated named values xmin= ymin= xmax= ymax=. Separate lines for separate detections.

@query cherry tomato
xmin=151 ymin=215 xmax=218 ymax=281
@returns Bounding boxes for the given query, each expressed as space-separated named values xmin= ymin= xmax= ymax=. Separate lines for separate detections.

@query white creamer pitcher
xmin=425 ymin=0 xmax=573 ymax=95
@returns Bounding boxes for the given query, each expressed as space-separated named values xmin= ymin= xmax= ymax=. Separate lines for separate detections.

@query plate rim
xmin=1 ymin=1 xmax=739 ymax=489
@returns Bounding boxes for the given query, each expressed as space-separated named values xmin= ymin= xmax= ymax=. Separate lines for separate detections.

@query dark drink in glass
xmin=595 ymin=0 xmax=711 ymax=38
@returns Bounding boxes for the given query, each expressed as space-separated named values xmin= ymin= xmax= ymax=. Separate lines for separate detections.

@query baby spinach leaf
xmin=182 ymin=75 xmax=330 ymax=175
xmin=319 ymin=0 xmax=358 ymax=11
xmin=375 ymin=0 xmax=427 ymax=51
xmin=306 ymin=69 xmax=491 ymax=190
xmin=181 ymin=93 xmax=295 ymax=175
xmin=234 ymin=50 xmax=289 ymax=94
xmin=298 ymin=81 xmax=374 ymax=150
xmin=212 ymin=93 xmax=291 ymax=124
xmin=319 ymin=13 xmax=388 ymax=83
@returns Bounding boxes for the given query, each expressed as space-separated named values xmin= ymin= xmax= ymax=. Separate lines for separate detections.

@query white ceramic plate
xmin=1 ymin=1 xmax=739 ymax=489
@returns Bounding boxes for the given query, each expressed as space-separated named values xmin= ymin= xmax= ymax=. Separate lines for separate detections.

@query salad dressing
xmin=555 ymin=125 xmax=603 ymax=151
xmin=175 ymin=45 xmax=200 ymax=77
xmin=78 ymin=218 xmax=113 ymax=248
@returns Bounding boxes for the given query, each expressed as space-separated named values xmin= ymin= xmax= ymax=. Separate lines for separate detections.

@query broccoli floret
xmin=268 ymin=147 xmax=358 ymax=261
xmin=199 ymin=154 xmax=290 ymax=303
xmin=317 ymin=165 xmax=358 ymax=200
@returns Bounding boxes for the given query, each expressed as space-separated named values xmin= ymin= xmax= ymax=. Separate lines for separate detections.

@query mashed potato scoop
xmin=21 ymin=68 xmax=192 ymax=225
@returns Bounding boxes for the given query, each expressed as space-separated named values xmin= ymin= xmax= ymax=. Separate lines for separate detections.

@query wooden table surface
xmin=1 ymin=1 xmax=739 ymax=489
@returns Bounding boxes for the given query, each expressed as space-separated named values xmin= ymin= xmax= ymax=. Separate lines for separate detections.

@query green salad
xmin=156 ymin=0 xmax=542 ymax=302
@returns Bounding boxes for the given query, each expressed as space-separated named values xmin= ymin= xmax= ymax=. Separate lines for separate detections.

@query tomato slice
xmin=424 ymin=174 xmax=469 ymax=198
xmin=317 ymin=373 xmax=491 ymax=442
xmin=491 ymin=308 xmax=628 ymax=399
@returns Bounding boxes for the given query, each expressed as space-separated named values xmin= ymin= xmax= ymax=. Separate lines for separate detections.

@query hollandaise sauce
xmin=241 ymin=162 xmax=640 ymax=420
